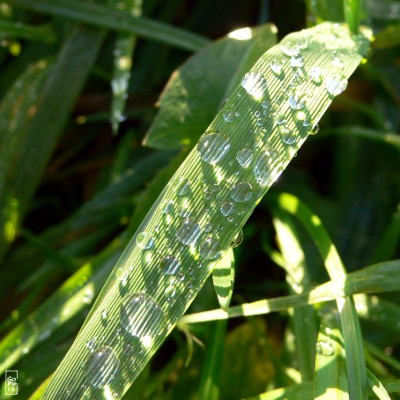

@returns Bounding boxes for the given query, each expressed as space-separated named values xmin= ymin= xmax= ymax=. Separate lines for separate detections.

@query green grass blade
xmin=144 ymin=24 xmax=277 ymax=150
xmin=0 ymin=20 xmax=56 ymax=43
xmin=42 ymin=22 xmax=370 ymax=399
xmin=8 ymin=0 xmax=209 ymax=52
xmin=110 ymin=0 xmax=142 ymax=134
xmin=367 ymin=370 xmax=391 ymax=400
xmin=272 ymin=211 xmax=317 ymax=381
xmin=212 ymin=248 xmax=235 ymax=310
xmin=0 ymin=25 xmax=104 ymax=262
xmin=273 ymin=193 xmax=367 ymax=399
xmin=343 ymin=0 xmax=362 ymax=34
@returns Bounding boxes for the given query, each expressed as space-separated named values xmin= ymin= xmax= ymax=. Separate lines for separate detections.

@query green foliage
xmin=0 ymin=1 xmax=400 ymax=399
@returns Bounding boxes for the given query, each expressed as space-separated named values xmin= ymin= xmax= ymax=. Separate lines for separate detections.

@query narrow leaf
xmin=212 ymin=248 xmax=235 ymax=310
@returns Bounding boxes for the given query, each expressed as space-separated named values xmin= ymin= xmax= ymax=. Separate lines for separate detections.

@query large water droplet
xmin=199 ymin=235 xmax=220 ymax=260
xmin=231 ymin=182 xmax=253 ymax=202
xmin=136 ymin=232 xmax=155 ymax=250
xmin=241 ymin=72 xmax=267 ymax=99
xmin=120 ymin=293 xmax=167 ymax=342
xmin=197 ymin=132 xmax=230 ymax=165
xmin=324 ymin=72 xmax=348 ymax=96
xmin=176 ymin=219 xmax=201 ymax=245
xmin=161 ymin=255 xmax=180 ymax=275
xmin=220 ymin=201 xmax=235 ymax=217
xmin=84 ymin=347 xmax=119 ymax=388
xmin=254 ymin=149 xmax=279 ymax=187
xmin=236 ymin=148 xmax=254 ymax=168
xmin=316 ymin=341 xmax=334 ymax=356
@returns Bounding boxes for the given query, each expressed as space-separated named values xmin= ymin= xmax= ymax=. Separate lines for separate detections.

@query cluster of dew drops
xmin=74 ymin=26 xmax=353 ymax=399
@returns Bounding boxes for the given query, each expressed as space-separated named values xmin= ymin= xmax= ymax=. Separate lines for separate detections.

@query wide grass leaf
xmin=42 ymin=23 xmax=370 ymax=399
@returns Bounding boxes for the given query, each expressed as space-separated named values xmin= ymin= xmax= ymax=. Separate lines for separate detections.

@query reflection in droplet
xmin=254 ymin=149 xmax=279 ymax=187
xmin=220 ymin=201 xmax=235 ymax=217
xmin=236 ymin=148 xmax=254 ymax=168
xmin=197 ymin=132 xmax=231 ymax=165
xmin=176 ymin=219 xmax=201 ymax=245
xmin=231 ymin=182 xmax=253 ymax=202
xmin=161 ymin=255 xmax=180 ymax=275
xmin=241 ymin=72 xmax=267 ymax=100
xmin=136 ymin=232 xmax=155 ymax=250
xmin=84 ymin=347 xmax=119 ymax=388
xmin=223 ymin=109 xmax=235 ymax=122
xmin=199 ymin=235 xmax=220 ymax=260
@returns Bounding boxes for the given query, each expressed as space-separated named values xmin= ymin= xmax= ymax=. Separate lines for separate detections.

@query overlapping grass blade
xmin=0 ymin=24 xmax=104 ymax=262
xmin=0 ymin=20 xmax=56 ymax=43
xmin=42 ymin=23 xmax=370 ymax=398
xmin=212 ymin=248 xmax=235 ymax=310
xmin=8 ymin=0 xmax=209 ymax=52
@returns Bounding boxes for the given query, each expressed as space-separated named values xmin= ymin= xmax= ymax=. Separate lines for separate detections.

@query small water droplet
xmin=161 ymin=200 xmax=174 ymax=214
xmin=230 ymin=230 xmax=244 ymax=248
xmin=199 ymin=235 xmax=220 ymax=260
xmin=281 ymin=41 xmax=300 ymax=57
xmin=164 ymin=285 xmax=176 ymax=299
xmin=290 ymin=54 xmax=304 ymax=68
xmin=86 ymin=339 xmax=97 ymax=352
xmin=316 ymin=341 xmax=334 ymax=356
xmin=116 ymin=267 xmax=129 ymax=282
xmin=176 ymin=219 xmax=201 ymax=245
xmin=324 ymin=72 xmax=348 ymax=96
xmin=280 ymin=126 xmax=296 ymax=145
xmin=120 ymin=293 xmax=167 ymax=342
xmin=231 ymin=182 xmax=253 ymax=202
xmin=311 ymin=124 xmax=319 ymax=135
xmin=84 ymin=347 xmax=119 ymax=388
xmin=270 ymin=59 xmax=283 ymax=76
xmin=236 ymin=148 xmax=254 ymax=168
xmin=136 ymin=232 xmax=155 ymax=250
xmin=161 ymin=255 xmax=180 ymax=275
xmin=241 ymin=72 xmax=267 ymax=99
xmin=175 ymin=177 xmax=191 ymax=197
xmin=254 ymin=149 xmax=279 ymax=187
xmin=101 ymin=309 xmax=108 ymax=321
xmin=288 ymin=91 xmax=305 ymax=110
xmin=276 ymin=114 xmax=287 ymax=125
xmin=331 ymin=51 xmax=344 ymax=69
xmin=309 ymin=66 xmax=322 ymax=84
xmin=223 ymin=109 xmax=235 ymax=122
xmin=220 ymin=201 xmax=235 ymax=217
xmin=197 ymin=132 xmax=230 ymax=165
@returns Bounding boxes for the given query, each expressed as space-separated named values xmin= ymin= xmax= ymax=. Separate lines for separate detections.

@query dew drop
xmin=324 ymin=72 xmax=348 ymax=96
xmin=270 ymin=59 xmax=283 ymax=76
xmin=316 ymin=341 xmax=334 ymax=356
xmin=311 ymin=124 xmax=319 ymax=135
xmin=281 ymin=41 xmax=300 ymax=57
xmin=223 ymin=109 xmax=235 ymax=122
xmin=220 ymin=201 xmax=235 ymax=217
xmin=176 ymin=219 xmax=201 ymax=245
xmin=197 ymin=132 xmax=230 ymax=165
xmin=199 ymin=235 xmax=220 ymax=260
xmin=280 ymin=126 xmax=296 ymax=145
xmin=254 ymin=149 xmax=279 ymax=187
xmin=86 ymin=339 xmax=97 ymax=352
xmin=230 ymin=230 xmax=244 ymax=248
xmin=236 ymin=148 xmax=254 ymax=168
xmin=84 ymin=347 xmax=119 ymax=388
xmin=161 ymin=200 xmax=174 ymax=214
xmin=101 ymin=309 xmax=108 ymax=321
xmin=136 ymin=232 xmax=155 ymax=250
xmin=309 ymin=66 xmax=322 ymax=84
xmin=231 ymin=182 xmax=253 ymax=202
xmin=176 ymin=177 xmax=191 ymax=197
xmin=276 ymin=114 xmax=287 ymax=125
xmin=120 ymin=293 xmax=167 ymax=341
xmin=288 ymin=91 xmax=305 ymax=110
xmin=241 ymin=72 xmax=267 ymax=99
xmin=160 ymin=255 xmax=180 ymax=275
xmin=164 ymin=285 xmax=176 ymax=299
xmin=290 ymin=54 xmax=304 ymax=68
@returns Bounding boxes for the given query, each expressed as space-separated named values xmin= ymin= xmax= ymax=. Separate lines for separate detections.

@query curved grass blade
xmin=144 ymin=24 xmax=277 ymax=150
xmin=110 ymin=0 xmax=142 ymax=134
xmin=272 ymin=193 xmax=367 ymax=399
xmin=42 ymin=23 xmax=371 ymax=399
xmin=272 ymin=211 xmax=317 ymax=381
xmin=0 ymin=24 xmax=104 ymax=263
xmin=212 ymin=248 xmax=235 ymax=310
xmin=367 ymin=370 xmax=391 ymax=400
xmin=8 ymin=0 xmax=209 ymax=52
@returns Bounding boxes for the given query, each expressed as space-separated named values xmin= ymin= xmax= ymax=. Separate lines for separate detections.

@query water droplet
xmin=199 ymin=235 xmax=220 ymax=260
xmin=161 ymin=255 xmax=180 ymax=275
xmin=220 ymin=201 xmax=235 ymax=217
xmin=290 ymin=55 xmax=304 ymax=68
xmin=316 ymin=341 xmax=334 ymax=356
xmin=331 ymin=51 xmax=344 ymax=69
xmin=176 ymin=219 xmax=201 ymax=245
xmin=164 ymin=285 xmax=176 ymax=299
xmin=324 ymin=72 xmax=348 ymax=96
xmin=236 ymin=148 xmax=254 ymax=168
xmin=230 ymin=230 xmax=244 ymax=248
xmin=288 ymin=91 xmax=305 ymax=110
xmin=101 ymin=309 xmax=108 ymax=321
xmin=254 ymin=149 xmax=279 ymax=187
xmin=175 ymin=178 xmax=191 ymax=197
xmin=204 ymin=221 xmax=213 ymax=232
xmin=280 ymin=126 xmax=296 ymax=145
xmin=241 ymin=72 xmax=267 ymax=99
xmin=197 ymin=132 xmax=230 ymax=165
xmin=270 ymin=59 xmax=283 ymax=76
xmin=311 ymin=124 xmax=319 ymax=135
xmin=86 ymin=339 xmax=97 ymax=352
xmin=120 ymin=293 xmax=167 ymax=341
xmin=84 ymin=347 xmax=119 ymax=388
xmin=116 ymin=267 xmax=129 ymax=282
xmin=223 ymin=109 xmax=235 ymax=122
xmin=309 ymin=66 xmax=322 ymax=84
xmin=161 ymin=200 xmax=174 ymax=214
xmin=281 ymin=41 xmax=300 ymax=57
xmin=136 ymin=232 xmax=155 ymax=250
xmin=231 ymin=182 xmax=253 ymax=202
